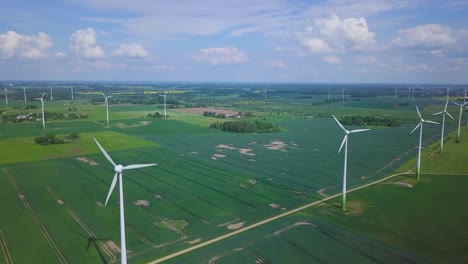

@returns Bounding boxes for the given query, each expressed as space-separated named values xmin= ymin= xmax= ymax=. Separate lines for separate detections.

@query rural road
xmin=147 ymin=170 xmax=412 ymax=264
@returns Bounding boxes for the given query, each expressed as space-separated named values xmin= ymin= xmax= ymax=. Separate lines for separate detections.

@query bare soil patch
xmin=269 ymin=203 xmax=280 ymax=208
xmin=106 ymin=240 xmax=121 ymax=253
xmin=264 ymin=140 xmax=288 ymax=152
xmin=57 ymin=200 xmax=64 ymax=205
xmin=185 ymin=238 xmax=202 ymax=244
xmin=114 ymin=121 xmax=151 ymax=129
xmin=175 ymin=108 xmax=239 ymax=116
xmin=227 ymin=222 xmax=245 ymax=230
xmin=217 ymin=144 xmax=236 ymax=150
xmin=213 ymin=153 xmax=226 ymax=158
xmin=239 ymin=148 xmax=255 ymax=156
xmin=76 ymin=157 xmax=99 ymax=166
xmin=134 ymin=200 xmax=150 ymax=207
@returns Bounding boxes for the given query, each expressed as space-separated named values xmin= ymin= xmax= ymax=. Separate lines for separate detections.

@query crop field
xmin=0 ymin=85 xmax=464 ymax=264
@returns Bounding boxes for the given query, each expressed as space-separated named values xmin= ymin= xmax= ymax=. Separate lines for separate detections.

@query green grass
xmin=307 ymin=130 xmax=468 ymax=264
xmin=0 ymin=131 xmax=157 ymax=164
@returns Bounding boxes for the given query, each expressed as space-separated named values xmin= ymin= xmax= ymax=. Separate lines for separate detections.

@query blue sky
xmin=0 ymin=0 xmax=467 ymax=83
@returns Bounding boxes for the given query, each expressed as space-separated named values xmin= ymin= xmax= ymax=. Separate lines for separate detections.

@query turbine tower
xmin=93 ymin=138 xmax=157 ymax=264
xmin=70 ymin=87 xmax=74 ymax=100
xmin=4 ymin=84 xmax=8 ymax=105
xmin=35 ymin=92 xmax=46 ymax=129
xmin=102 ymin=93 xmax=112 ymax=125
xmin=433 ymin=99 xmax=454 ymax=154
xmin=452 ymin=101 xmax=468 ymax=143
xmin=163 ymin=92 xmax=168 ymax=119
xmin=407 ymin=87 xmax=411 ymax=99
xmin=410 ymin=106 xmax=438 ymax=179
xmin=394 ymin=87 xmax=397 ymax=99
xmin=23 ymin=87 xmax=27 ymax=102
xmin=327 ymin=87 xmax=330 ymax=100
xmin=332 ymin=115 xmax=370 ymax=210
xmin=341 ymin=88 xmax=345 ymax=102
xmin=50 ymin=87 xmax=53 ymax=101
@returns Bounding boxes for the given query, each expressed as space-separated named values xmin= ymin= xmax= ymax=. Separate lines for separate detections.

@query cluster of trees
xmin=2 ymin=111 xmax=88 ymax=123
xmin=203 ymin=111 xmax=226 ymax=118
xmin=146 ymin=112 xmax=166 ymax=118
xmin=34 ymin=133 xmax=79 ymax=145
xmin=210 ymin=120 xmax=281 ymax=133
xmin=340 ymin=116 xmax=401 ymax=127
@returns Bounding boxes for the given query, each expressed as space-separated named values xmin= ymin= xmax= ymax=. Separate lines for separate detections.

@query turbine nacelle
xmin=115 ymin=164 xmax=124 ymax=173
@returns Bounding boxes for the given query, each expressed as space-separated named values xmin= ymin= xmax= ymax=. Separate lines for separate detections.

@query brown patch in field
xmin=154 ymin=194 xmax=163 ymax=199
xmin=189 ymin=151 xmax=198 ymax=155
xmin=105 ymin=240 xmax=121 ymax=253
xmin=175 ymin=108 xmax=239 ymax=116
xmin=248 ymin=179 xmax=256 ymax=185
xmin=269 ymin=203 xmax=280 ymax=208
xmin=134 ymin=200 xmax=150 ymax=207
xmin=264 ymin=140 xmax=288 ymax=152
xmin=76 ymin=157 xmax=99 ymax=166
xmin=217 ymin=144 xmax=236 ymax=150
xmin=185 ymin=238 xmax=202 ymax=244
xmin=69 ymin=147 xmax=83 ymax=155
xmin=239 ymin=148 xmax=255 ymax=156
xmin=213 ymin=153 xmax=226 ymax=158
xmin=57 ymin=200 xmax=64 ymax=205
xmin=227 ymin=222 xmax=245 ymax=230
xmin=96 ymin=201 xmax=103 ymax=207
xmin=211 ymin=156 xmax=217 ymax=160
xmin=114 ymin=121 xmax=151 ymax=129
xmin=345 ymin=200 xmax=366 ymax=215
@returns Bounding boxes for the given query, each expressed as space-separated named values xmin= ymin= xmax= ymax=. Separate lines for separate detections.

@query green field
xmin=0 ymin=87 xmax=465 ymax=264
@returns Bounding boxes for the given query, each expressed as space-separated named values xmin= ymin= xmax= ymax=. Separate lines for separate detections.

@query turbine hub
xmin=115 ymin=165 xmax=123 ymax=173
xmin=345 ymin=130 xmax=350 ymax=135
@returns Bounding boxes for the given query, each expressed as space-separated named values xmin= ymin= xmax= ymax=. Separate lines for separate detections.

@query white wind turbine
xmin=159 ymin=92 xmax=168 ymax=119
xmin=70 ymin=87 xmax=74 ymax=100
xmin=410 ymin=106 xmax=438 ymax=179
xmin=3 ymin=84 xmax=8 ymax=105
xmin=452 ymin=101 xmax=468 ymax=143
xmin=35 ymin=92 xmax=46 ymax=129
xmin=102 ymin=93 xmax=112 ymax=125
xmin=332 ymin=115 xmax=370 ymax=210
xmin=23 ymin=87 xmax=27 ymax=102
xmin=50 ymin=87 xmax=53 ymax=101
xmin=394 ymin=87 xmax=397 ymax=99
xmin=93 ymin=138 xmax=157 ymax=264
xmin=433 ymin=99 xmax=454 ymax=154
xmin=341 ymin=88 xmax=345 ymax=102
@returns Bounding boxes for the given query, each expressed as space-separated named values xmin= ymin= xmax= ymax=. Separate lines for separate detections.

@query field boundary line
xmin=147 ymin=170 xmax=412 ymax=264
xmin=0 ymin=228 xmax=13 ymax=264
xmin=44 ymin=185 xmax=117 ymax=264
xmin=4 ymin=169 xmax=68 ymax=264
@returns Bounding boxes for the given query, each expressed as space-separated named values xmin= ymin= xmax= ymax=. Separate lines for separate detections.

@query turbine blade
xmin=415 ymin=105 xmax=422 ymax=120
xmin=123 ymin=163 xmax=157 ymax=170
xmin=102 ymin=93 xmax=106 ymax=98
xmin=444 ymin=99 xmax=449 ymax=110
xmin=104 ymin=173 xmax=118 ymax=206
xmin=432 ymin=111 xmax=443 ymax=115
xmin=446 ymin=111 xmax=455 ymax=120
xmin=93 ymin=138 xmax=116 ymax=167
xmin=410 ymin=123 xmax=421 ymax=134
xmin=452 ymin=101 xmax=461 ymax=106
xmin=41 ymin=92 xmax=45 ymax=98
xmin=349 ymin=128 xmax=370 ymax=133
xmin=424 ymin=120 xmax=439 ymax=124
xmin=332 ymin=115 xmax=346 ymax=131
xmin=338 ymin=135 xmax=347 ymax=153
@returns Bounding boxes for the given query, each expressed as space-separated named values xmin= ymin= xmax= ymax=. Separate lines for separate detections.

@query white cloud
xmin=354 ymin=55 xmax=377 ymax=64
xmin=70 ymin=28 xmax=105 ymax=59
xmin=153 ymin=64 xmax=175 ymax=70
xmin=55 ymin=52 xmax=67 ymax=58
xmin=193 ymin=46 xmax=247 ymax=65
xmin=113 ymin=43 xmax=149 ymax=58
xmin=322 ymin=55 xmax=341 ymax=64
xmin=0 ymin=31 xmax=52 ymax=59
xmin=393 ymin=24 xmax=456 ymax=48
xmin=299 ymin=14 xmax=376 ymax=54
xmin=266 ymin=60 xmax=286 ymax=68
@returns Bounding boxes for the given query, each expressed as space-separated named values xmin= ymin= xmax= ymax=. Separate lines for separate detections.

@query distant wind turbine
xmin=50 ymin=87 xmax=53 ymax=101
xmin=410 ymin=106 xmax=439 ymax=179
xmin=70 ymin=87 xmax=74 ymax=100
xmin=341 ymin=88 xmax=345 ymax=102
xmin=4 ymin=84 xmax=8 ymax=105
xmin=411 ymin=88 xmax=415 ymax=100
xmin=433 ymin=99 xmax=454 ymax=154
xmin=327 ymin=87 xmax=330 ymax=100
xmin=102 ymin=93 xmax=112 ymax=125
xmin=332 ymin=115 xmax=370 ymax=210
xmin=93 ymin=138 xmax=157 ymax=264
xmin=160 ymin=92 xmax=168 ymax=119
xmin=446 ymin=88 xmax=450 ymax=100
xmin=23 ymin=87 xmax=27 ymax=102
xmin=394 ymin=87 xmax=397 ymax=99
xmin=407 ymin=87 xmax=411 ymax=99
xmin=452 ymin=101 xmax=468 ymax=143
xmin=35 ymin=92 xmax=46 ymax=129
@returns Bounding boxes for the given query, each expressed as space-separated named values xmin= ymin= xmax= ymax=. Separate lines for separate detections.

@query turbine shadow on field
xmin=76 ymin=231 xmax=109 ymax=264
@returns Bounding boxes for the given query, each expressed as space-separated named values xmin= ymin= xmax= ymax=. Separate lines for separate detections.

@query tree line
xmin=209 ymin=120 xmax=281 ymax=133
xmin=340 ymin=116 xmax=400 ymax=127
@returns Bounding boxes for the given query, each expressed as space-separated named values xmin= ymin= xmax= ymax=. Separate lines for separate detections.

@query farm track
xmin=147 ymin=170 xmax=413 ymax=264
xmin=43 ymin=184 xmax=117 ymax=264
xmin=0 ymin=229 xmax=13 ymax=264
xmin=3 ymin=168 xmax=68 ymax=264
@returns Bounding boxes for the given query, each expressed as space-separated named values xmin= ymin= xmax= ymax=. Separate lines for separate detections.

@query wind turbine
xmin=160 ymin=92 xmax=168 ymax=119
xmin=70 ymin=87 xmax=74 ymax=100
xmin=332 ymin=115 xmax=370 ymax=210
xmin=452 ymin=101 xmax=468 ymax=143
xmin=407 ymin=87 xmax=411 ymax=99
xmin=35 ymin=92 xmax=46 ymax=129
xmin=93 ymin=138 xmax=157 ymax=264
xmin=433 ymin=99 xmax=454 ymax=154
xmin=394 ymin=87 xmax=397 ymax=99
xmin=341 ymin=88 xmax=345 ymax=102
xmin=327 ymin=87 xmax=330 ymax=100
xmin=50 ymin=87 xmax=53 ymax=101
xmin=411 ymin=88 xmax=415 ymax=100
xmin=410 ymin=106 xmax=438 ymax=179
xmin=3 ymin=84 xmax=8 ymax=105
xmin=102 ymin=93 xmax=112 ymax=125
xmin=23 ymin=87 xmax=27 ymax=102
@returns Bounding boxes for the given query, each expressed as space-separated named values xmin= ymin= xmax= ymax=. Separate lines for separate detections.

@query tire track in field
xmin=3 ymin=169 xmax=68 ymax=264
xmin=54 ymin=168 xmax=154 ymax=247
xmin=0 ymin=228 xmax=13 ymax=264
xmin=44 ymin=184 xmax=117 ymax=264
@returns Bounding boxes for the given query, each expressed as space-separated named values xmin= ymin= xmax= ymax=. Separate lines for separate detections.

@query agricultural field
xmin=0 ymin=83 xmax=466 ymax=264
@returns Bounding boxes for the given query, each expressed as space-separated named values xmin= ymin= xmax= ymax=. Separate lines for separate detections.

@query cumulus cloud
xmin=300 ymin=14 xmax=376 ymax=54
xmin=193 ymin=46 xmax=247 ymax=65
xmin=393 ymin=24 xmax=456 ymax=48
xmin=322 ymin=55 xmax=341 ymax=64
xmin=113 ymin=43 xmax=149 ymax=58
xmin=70 ymin=28 xmax=105 ymax=59
xmin=55 ymin=52 xmax=67 ymax=58
xmin=0 ymin=31 xmax=52 ymax=59
xmin=354 ymin=55 xmax=377 ymax=64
